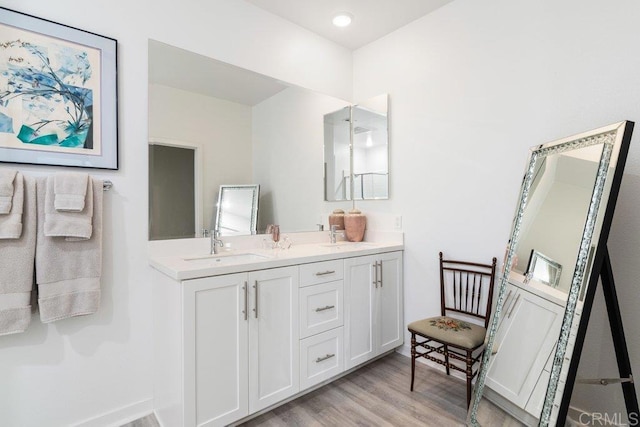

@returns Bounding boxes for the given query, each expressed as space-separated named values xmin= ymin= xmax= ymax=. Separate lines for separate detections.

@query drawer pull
xmin=315 ymin=270 xmax=336 ymax=276
xmin=315 ymin=305 xmax=335 ymax=312
xmin=315 ymin=353 xmax=336 ymax=363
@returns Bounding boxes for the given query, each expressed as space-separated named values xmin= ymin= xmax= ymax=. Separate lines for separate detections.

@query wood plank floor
xmin=237 ymin=352 xmax=468 ymax=427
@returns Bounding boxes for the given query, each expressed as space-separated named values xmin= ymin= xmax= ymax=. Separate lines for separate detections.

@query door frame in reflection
xmin=149 ymin=137 xmax=203 ymax=239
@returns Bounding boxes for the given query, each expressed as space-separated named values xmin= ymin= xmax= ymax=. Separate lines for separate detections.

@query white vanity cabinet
xmin=153 ymin=266 xmax=299 ymax=427
xmin=344 ymin=251 xmax=403 ymax=369
xmin=485 ymin=279 xmax=564 ymax=415
xmin=248 ymin=267 xmax=300 ymax=412
xmin=152 ymin=242 xmax=404 ymax=427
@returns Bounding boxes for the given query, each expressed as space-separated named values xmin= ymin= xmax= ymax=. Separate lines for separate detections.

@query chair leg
xmin=466 ymin=350 xmax=473 ymax=408
xmin=444 ymin=344 xmax=450 ymax=376
xmin=410 ymin=333 xmax=416 ymax=391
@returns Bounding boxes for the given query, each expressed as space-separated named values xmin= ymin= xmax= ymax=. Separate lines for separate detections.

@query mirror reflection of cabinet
xmin=324 ymin=94 xmax=389 ymax=201
xmin=484 ymin=277 xmax=565 ymax=424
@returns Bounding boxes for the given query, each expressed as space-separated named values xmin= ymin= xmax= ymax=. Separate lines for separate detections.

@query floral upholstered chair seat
xmin=408 ymin=316 xmax=486 ymax=349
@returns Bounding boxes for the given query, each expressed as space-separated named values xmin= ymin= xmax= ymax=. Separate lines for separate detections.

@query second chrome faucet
xmin=210 ymin=229 xmax=223 ymax=254
xmin=329 ymin=225 xmax=344 ymax=244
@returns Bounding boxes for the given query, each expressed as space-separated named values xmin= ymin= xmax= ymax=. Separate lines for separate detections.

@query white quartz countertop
xmin=149 ymin=232 xmax=404 ymax=281
xmin=507 ymin=271 xmax=569 ymax=307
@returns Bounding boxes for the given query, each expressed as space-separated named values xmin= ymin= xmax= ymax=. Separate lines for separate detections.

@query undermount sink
xmin=320 ymin=242 xmax=377 ymax=249
xmin=182 ymin=252 xmax=269 ymax=265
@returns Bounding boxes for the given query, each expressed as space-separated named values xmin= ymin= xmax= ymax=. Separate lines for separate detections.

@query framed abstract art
xmin=0 ymin=7 xmax=118 ymax=169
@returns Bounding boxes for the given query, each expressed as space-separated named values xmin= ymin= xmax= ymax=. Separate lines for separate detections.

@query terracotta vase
xmin=328 ymin=209 xmax=345 ymax=230
xmin=344 ymin=209 xmax=366 ymax=242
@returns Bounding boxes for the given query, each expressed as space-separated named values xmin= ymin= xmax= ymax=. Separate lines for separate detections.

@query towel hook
xmin=103 ymin=180 xmax=113 ymax=191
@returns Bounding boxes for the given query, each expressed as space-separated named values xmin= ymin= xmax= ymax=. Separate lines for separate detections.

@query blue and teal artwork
xmin=0 ymin=39 xmax=94 ymax=150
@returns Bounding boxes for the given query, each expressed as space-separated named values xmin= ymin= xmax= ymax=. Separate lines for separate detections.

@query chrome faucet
xmin=210 ymin=229 xmax=223 ymax=254
xmin=329 ymin=225 xmax=344 ymax=244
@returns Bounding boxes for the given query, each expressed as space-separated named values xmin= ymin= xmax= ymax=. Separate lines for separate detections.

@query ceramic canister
xmin=344 ymin=209 xmax=366 ymax=242
xmin=329 ymin=209 xmax=345 ymax=230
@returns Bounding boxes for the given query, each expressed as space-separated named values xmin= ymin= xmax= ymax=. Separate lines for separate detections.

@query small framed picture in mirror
xmin=525 ymin=249 xmax=562 ymax=288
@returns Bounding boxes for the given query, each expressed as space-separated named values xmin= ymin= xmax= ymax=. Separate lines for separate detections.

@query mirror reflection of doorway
xmin=149 ymin=142 xmax=199 ymax=240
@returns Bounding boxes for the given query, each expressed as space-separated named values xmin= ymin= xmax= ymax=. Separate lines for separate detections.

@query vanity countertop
xmin=507 ymin=271 xmax=569 ymax=307
xmin=149 ymin=233 xmax=403 ymax=281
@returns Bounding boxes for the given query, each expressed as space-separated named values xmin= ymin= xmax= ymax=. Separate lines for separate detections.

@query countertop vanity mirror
xmin=468 ymin=121 xmax=637 ymax=426
xmin=214 ymin=184 xmax=260 ymax=236
xmin=324 ymin=94 xmax=389 ymax=201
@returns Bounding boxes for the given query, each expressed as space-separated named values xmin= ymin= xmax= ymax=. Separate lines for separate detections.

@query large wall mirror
xmin=324 ymin=94 xmax=389 ymax=201
xmin=148 ymin=40 xmax=352 ymax=238
xmin=469 ymin=121 xmax=634 ymax=426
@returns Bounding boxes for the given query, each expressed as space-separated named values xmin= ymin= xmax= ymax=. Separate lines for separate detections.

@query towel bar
xmin=103 ymin=180 xmax=113 ymax=191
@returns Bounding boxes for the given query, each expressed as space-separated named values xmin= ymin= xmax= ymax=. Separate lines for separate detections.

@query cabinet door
xmin=485 ymin=286 xmax=564 ymax=408
xmin=377 ymin=252 xmax=404 ymax=353
xmin=183 ymin=273 xmax=249 ymax=427
xmin=344 ymin=255 xmax=376 ymax=369
xmin=248 ymin=266 xmax=299 ymax=412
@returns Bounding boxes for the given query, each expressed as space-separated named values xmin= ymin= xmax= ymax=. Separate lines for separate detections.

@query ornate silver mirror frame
xmin=214 ymin=184 xmax=260 ymax=236
xmin=468 ymin=121 xmax=634 ymax=426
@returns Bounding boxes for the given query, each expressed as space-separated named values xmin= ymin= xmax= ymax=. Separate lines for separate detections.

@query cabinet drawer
xmin=299 ymin=260 xmax=344 ymax=287
xmin=300 ymin=281 xmax=343 ymax=338
xmin=300 ymin=327 xmax=344 ymax=390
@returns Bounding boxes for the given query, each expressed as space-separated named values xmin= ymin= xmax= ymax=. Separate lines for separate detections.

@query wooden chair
xmin=408 ymin=252 xmax=497 ymax=408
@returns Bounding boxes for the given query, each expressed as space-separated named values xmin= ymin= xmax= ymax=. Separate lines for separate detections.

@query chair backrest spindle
xmin=438 ymin=252 xmax=497 ymax=328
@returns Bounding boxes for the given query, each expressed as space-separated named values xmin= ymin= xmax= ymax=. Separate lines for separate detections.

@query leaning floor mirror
xmin=468 ymin=121 xmax=636 ymax=426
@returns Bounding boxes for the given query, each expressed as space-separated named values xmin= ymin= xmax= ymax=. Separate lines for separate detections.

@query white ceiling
xmin=244 ymin=0 xmax=454 ymax=50
xmin=149 ymin=1 xmax=454 ymax=104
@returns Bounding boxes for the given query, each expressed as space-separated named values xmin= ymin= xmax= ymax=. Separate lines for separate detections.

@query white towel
xmin=0 ymin=175 xmax=36 ymax=336
xmin=0 ymin=169 xmax=17 ymax=214
xmin=36 ymin=177 xmax=103 ymax=323
xmin=54 ymin=172 xmax=89 ymax=212
xmin=44 ymin=176 xmax=93 ymax=241
xmin=0 ymin=172 xmax=24 ymax=239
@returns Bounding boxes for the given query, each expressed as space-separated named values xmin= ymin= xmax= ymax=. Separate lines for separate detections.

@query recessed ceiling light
xmin=332 ymin=12 xmax=353 ymax=27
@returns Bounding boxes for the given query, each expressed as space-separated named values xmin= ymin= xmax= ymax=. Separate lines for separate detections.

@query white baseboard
xmin=70 ymin=398 xmax=154 ymax=427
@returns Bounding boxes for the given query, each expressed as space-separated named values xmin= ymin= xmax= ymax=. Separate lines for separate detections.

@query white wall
xmin=0 ymin=1 xmax=352 ymax=426
xmin=149 ymin=84 xmax=253 ymax=231
xmin=353 ymin=0 xmax=640 ymax=417
xmin=252 ymin=87 xmax=352 ymax=232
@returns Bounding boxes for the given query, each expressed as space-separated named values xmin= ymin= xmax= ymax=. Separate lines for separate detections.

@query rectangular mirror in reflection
xmin=324 ymin=94 xmax=389 ymax=201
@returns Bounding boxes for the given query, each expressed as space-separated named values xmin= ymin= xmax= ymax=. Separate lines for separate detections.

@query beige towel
xmin=0 ymin=175 xmax=36 ymax=336
xmin=44 ymin=176 xmax=93 ymax=241
xmin=0 ymin=169 xmax=17 ymax=214
xmin=0 ymin=172 xmax=24 ymax=239
xmin=54 ymin=172 xmax=88 ymax=212
xmin=36 ymin=177 xmax=103 ymax=323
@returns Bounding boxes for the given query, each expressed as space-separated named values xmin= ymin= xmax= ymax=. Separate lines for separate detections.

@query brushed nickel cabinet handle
xmin=315 ymin=270 xmax=336 ymax=276
xmin=243 ymin=281 xmax=248 ymax=321
xmin=373 ymin=261 xmax=378 ymax=288
xmin=315 ymin=305 xmax=335 ymax=312
xmin=253 ymin=281 xmax=259 ymax=319
xmin=315 ymin=353 xmax=336 ymax=363
xmin=378 ymin=260 xmax=383 ymax=288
